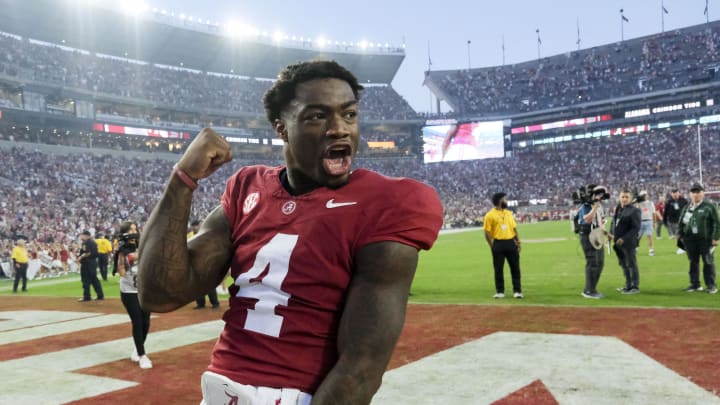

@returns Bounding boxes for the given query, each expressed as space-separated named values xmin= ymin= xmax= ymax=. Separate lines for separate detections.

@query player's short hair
xmin=263 ymin=60 xmax=364 ymax=124
xmin=119 ymin=221 xmax=136 ymax=234
xmin=491 ymin=192 xmax=507 ymax=206
xmin=619 ymin=188 xmax=632 ymax=195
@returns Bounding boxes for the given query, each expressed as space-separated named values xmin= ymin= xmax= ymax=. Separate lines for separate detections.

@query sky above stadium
xmin=148 ymin=0 xmax=714 ymax=113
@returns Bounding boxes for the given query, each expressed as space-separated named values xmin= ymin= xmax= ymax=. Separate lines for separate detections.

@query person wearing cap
xmin=635 ymin=190 xmax=656 ymax=256
xmin=663 ymin=188 xmax=688 ymax=254
xmin=78 ymin=230 xmax=104 ymax=301
xmin=677 ymin=183 xmax=719 ymax=294
xmin=483 ymin=192 xmax=523 ymax=299
xmin=11 ymin=239 xmax=29 ymax=293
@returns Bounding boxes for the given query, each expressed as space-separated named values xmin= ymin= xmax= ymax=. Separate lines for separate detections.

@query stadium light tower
xmin=620 ymin=9 xmax=629 ymax=41
xmin=467 ymin=40 xmax=472 ymax=70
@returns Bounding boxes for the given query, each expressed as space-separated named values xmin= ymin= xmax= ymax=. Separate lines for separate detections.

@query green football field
xmin=2 ymin=220 xmax=717 ymax=309
xmin=411 ymin=220 xmax=719 ymax=309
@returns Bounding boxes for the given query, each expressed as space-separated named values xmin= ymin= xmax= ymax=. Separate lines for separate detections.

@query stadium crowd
xmin=0 ymin=34 xmax=417 ymax=121
xmin=0 ymin=125 xmax=717 ymax=257
xmin=428 ymin=21 xmax=720 ymax=115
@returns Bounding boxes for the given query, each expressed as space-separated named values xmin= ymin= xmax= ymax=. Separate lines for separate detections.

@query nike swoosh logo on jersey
xmin=326 ymin=199 xmax=357 ymax=208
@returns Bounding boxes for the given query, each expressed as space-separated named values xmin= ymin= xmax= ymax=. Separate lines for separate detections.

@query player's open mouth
xmin=322 ymin=144 xmax=352 ymax=176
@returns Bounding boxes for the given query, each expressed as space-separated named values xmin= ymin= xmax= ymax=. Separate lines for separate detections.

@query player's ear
xmin=273 ymin=119 xmax=288 ymax=142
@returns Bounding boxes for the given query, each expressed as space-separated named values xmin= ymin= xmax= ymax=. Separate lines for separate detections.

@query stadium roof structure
xmin=0 ymin=0 xmax=405 ymax=84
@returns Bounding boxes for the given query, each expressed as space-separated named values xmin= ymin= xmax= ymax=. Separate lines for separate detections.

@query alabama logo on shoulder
xmin=282 ymin=200 xmax=297 ymax=215
xmin=243 ymin=192 xmax=260 ymax=215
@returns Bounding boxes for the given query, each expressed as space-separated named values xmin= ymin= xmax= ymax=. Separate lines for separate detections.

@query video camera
xmin=572 ymin=184 xmax=611 ymax=205
xmin=117 ymin=232 xmax=139 ymax=254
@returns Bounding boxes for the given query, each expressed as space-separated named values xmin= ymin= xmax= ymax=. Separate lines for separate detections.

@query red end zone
xmin=0 ymin=297 xmax=718 ymax=404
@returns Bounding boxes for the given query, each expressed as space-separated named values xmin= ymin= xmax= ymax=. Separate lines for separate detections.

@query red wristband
xmin=173 ymin=165 xmax=198 ymax=191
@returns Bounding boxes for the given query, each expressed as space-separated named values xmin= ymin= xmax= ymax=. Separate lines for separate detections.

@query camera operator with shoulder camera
xmin=114 ymin=221 xmax=153 ymax=369
xmin=573 ymin=184 xmax=610 ymax=299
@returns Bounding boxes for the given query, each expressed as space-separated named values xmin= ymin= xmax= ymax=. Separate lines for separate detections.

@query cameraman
xmin=576 ymin=185 xmax=608 ymax=299
xmin=115 ymin=221 xmax=153 ymax=369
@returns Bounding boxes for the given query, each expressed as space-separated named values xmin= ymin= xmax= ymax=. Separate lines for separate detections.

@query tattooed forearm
xmin=138 ymin=176 xmax=231 ymax=312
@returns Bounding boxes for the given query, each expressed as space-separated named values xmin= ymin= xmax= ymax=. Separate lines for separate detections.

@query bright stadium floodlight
xmin=273 ymin=31 xmax=284 ymax=42
xmin=122 ymin=0 xmax=148 ymax=15
xmin=316 ymin=37 xmax=327 ymax=48
xmin=225 ymin=21 xmax=257 ymax=38
xmin=359 ymin=40 xmax=368 ymax=49
xmin=179 ymin=13 xmax=186 ymax=20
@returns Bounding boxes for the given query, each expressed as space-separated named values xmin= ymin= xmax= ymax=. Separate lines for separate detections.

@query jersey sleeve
xmin=356 ymin=179 xmax=443 ymax=251
xmin=221 ymin=167 xmax=246 ymax=227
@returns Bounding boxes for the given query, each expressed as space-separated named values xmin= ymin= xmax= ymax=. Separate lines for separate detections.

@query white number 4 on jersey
xmin=234 ymin=233 xmax=298 ymax=337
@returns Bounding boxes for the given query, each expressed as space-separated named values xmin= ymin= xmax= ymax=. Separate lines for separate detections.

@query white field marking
xmin=373 ymin=332 xmax=720 ymax=405
xmin=0 ymin=310 xmax=129 ymax=344
xmin=523 ymin=237 xmax=568 ymax=243
xmin=0 ymin=310 xmax=223 ymax=404
xmin=439 ymin=227 xmax=482 ymax=235
xmin=0 ymin=274 xmax=80 ymax=291
xmin=437 ymin=228 xmax=568 ymax=243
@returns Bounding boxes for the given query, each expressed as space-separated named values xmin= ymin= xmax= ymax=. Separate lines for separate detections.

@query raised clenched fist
xmin=175 ymin=128 xmax=232 ymax=180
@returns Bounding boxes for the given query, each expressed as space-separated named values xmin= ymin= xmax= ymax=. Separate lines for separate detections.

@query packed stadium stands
xmin=1 ymin=123 xmax=718 ymax=248
xmin=1 ymin=3 xmax=720 ymax=277
xmin=425 ymin=21 xmax=720 ymax=116
xmin=0 ymin=34 xmax=417 ymax=121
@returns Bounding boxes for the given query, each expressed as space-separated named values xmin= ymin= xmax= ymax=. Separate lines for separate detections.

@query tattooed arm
xmin=138 ymin=129 xmax=233 ymax=313
xmin=311 ymin=241 xmax=418 ymax=404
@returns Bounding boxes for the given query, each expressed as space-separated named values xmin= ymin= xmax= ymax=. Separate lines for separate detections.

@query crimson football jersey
xmin=209 ymin=165 xmax=443 ymax=393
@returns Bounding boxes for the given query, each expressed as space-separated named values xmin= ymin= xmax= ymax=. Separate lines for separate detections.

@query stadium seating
xmin=0 ymin=34 xmax=416 ymax=121
xmin=425 ymin=21 xmax=720 ymax=115
xmin=0 ymin=124 xmax=717 ymax=249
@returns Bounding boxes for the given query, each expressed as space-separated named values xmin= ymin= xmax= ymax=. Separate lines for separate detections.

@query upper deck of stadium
xmin=0 ymin=0 xmax=404 ymax=84
xmin=425 ymin=20 xmax=720 ymax=118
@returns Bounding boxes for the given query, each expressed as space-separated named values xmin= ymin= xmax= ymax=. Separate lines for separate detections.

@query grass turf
xmin=411 ymin=220 xmax=719 ymax=309
xmin=2 ymin=220 xmax=717 ymax=309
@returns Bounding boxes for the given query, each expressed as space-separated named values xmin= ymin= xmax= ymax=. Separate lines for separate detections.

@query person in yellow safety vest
xmin=96 ymin=232 xmax=113 ymax=281
xmin=12 ymin=239 xmax=29 ymax=292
